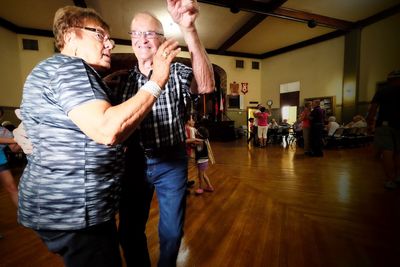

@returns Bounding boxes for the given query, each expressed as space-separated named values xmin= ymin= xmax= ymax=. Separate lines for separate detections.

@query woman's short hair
xmin=53 ymin=6 xmax=109 ymax=50
xmin=328 ymin=116 xmax=336 ymax=122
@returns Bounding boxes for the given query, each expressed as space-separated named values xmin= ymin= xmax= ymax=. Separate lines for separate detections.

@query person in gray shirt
xmin=18 ymin=5 xmax=180 ymax=267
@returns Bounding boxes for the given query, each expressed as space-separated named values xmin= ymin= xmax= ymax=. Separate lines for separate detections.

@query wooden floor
xmin=1 ymin=139 xmax=399 ymax=267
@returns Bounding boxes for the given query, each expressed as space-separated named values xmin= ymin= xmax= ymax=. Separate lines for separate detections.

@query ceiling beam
xmin=218 ymin=14 xmax=267 ymax=52
xmin=271 ymin=7 xmax=353 ymax=30
xmin=198 ymin=0 xmax=287 ymax=14
xmin=198 ymin=0 xmax=353 ymax=30
xmin=355 ymin=2 xmax=400 ymax=28
xmin=73 ymin=0 xmax=87 ymax=8
xmin=0 ymin=17 xmax=53 ymax=37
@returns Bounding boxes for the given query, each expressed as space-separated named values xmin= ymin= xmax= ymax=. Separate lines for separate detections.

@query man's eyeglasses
xmin=128 ymin=31 xmax=164 ymax=39
xmin=75 ymin=26 xmax=115 ymax=47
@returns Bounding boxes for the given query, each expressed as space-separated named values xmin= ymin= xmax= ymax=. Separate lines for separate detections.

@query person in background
xmin=194 ymin=126 xmax=214 ymax=194
xmin=252 ymin=104 xmax=262 ymax=146
xmin=17 ymin=6 xmax=178 ymax=267
xmin=292 ymin=116 xmax=304 ymax=148
xmin=247 ymin=117 xmax=255 ymax=146
xmin=366 ymin=70 xmax=400 ymax=190
xmin=345 ymin=115 xmax=367 ymax=128
xmin=115 ymin=1 xmax=215 ymax=266
xmin=326 ymin=116 xmax=340 ymax=136
xmin=254 ymin=106 xmax=271 ymax=147
xmin=300 ymin=101 xmax=312 ymax=155
xmin=0 ymin=109 xmax=19 ymax=207
xmin=185 ymin=115 xmax=200 ymax=188
xmin=279 ymin=119 xmax=291 ymax=146
xmin=309 ymin=99 xmax=325 ymax=157
xmin=269 ymin=118 xmax=279 ymax=129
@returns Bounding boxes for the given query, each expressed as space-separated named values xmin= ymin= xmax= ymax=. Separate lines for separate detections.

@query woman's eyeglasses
xmin=75 ymin=26 xmax=115 ymax=47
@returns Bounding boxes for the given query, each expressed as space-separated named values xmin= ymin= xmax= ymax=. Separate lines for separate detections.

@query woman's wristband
xmin=140 ymin=80 xmax=162 ymax=98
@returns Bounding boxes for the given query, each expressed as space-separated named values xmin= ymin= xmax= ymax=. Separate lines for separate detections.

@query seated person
xmin=292 ymin=118 xmax=304 ymax=147
xmin=279 ymin=119 xmax=291 ymax=144
xmin=279 ymin=119 xmax=290 ymax=128
xmin=269 ymin=118 xmax=279 ymax=129
xmin=345 ymin=115 xmax=367 ymax=128
xmin=292 ymin=117 xmax=303 ymax=133
xmin=326 ymin=116 xmax=340 ymax=136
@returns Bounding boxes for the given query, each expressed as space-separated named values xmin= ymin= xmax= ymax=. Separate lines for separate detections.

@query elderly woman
xmin=18 ymin=6 xmax=180 ymax=267
xmin=326 ymin=116 xmax=340 ymax=136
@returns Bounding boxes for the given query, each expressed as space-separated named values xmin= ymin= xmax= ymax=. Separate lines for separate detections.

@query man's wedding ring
xmin=162 ymin=51 xmax=169 ymax=58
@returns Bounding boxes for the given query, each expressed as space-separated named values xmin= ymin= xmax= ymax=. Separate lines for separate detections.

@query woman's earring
xmin=74 ymin=47 xmax=78 ymax=56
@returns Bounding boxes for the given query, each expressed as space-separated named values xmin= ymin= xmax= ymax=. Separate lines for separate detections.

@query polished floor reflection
xmin=1 ymin=140 xmax=399 ymax=267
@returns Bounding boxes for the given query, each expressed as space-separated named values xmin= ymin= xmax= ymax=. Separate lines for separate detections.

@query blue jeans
xmin=119 ymin=144 xmax=188 ymax=267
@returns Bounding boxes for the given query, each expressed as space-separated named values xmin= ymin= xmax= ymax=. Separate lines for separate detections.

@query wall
xmin=207 ymin=55 xmax=262 ymax=127
xmin=0 ymin=27 xmax=22 ymax=107
xmin=17 ymin=35 xmax=55 ymax=89
xmin=261 ymin=37 xmax=345 ymax=111
xmin=208 ymin=55 xmax=262 ymax=106
xmin=359 ymin=12 xmax=400 ymax=102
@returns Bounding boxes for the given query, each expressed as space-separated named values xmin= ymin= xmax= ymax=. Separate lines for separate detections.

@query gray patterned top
xmin=19 ymin=54 xmax=124 ymax=230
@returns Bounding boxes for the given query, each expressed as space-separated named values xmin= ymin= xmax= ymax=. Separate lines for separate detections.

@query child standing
xmin=0 ymin=121 xmax=19 ymax=206
xmin=247 ymin=117 xmax=255 ymax=145
xmin=185 ymin=116 xmax=199 ymax=188
xmin=194 ymin=126 xmax=214 ymax=194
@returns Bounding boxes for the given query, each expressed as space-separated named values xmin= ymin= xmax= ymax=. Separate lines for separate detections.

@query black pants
xmin=310 ymin=123 xmax=324 ymax=156
xmin=36 ymin=219 xmax=121 ymax=267
xmin=118 ymin=144 xmax=151 ymax=267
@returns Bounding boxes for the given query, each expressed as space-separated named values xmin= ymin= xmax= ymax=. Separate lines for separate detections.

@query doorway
xmin=281 ymin=106 xmax=297 ymax=125
xmin=280 ymin=91 xmax=299 ymax=124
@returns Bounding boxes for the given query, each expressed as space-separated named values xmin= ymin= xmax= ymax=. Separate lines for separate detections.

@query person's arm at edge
xmin=0 ymin=137 xmax=16 ymax=144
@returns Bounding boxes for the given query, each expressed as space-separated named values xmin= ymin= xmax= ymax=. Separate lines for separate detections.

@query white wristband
xmin=140 ymin=80 xmax=162 ymax=98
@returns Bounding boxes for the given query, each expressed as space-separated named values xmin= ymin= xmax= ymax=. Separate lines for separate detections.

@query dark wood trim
xmin=0 ymin=17 xmax=19 ymax=32
xmin=271 ymin=7 xmax=353 ymax=30
xmin=261 ymin=30 xmax=346 ymax=58
xmin=354 ymin=3 xmax=400 ymax=28
xmin=0 ymin=17 xmax=53 ymax=37
xmin=198 ymin=0 xmax=286 ymax=14
xmin=73 ymin=0 xmax=87 ymax=8
xmin=218 ymin=14 xmax=267 ymax=51
xmin=204 ymin=48 xmax=263 ymax=59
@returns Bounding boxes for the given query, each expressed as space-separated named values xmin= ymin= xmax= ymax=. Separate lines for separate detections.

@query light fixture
xmin=307 ymin=20 xmax=317 ymax=28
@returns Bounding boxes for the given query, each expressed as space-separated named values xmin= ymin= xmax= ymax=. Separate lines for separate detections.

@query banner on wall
xmin=241 ymin=82 xmax=248 ymax=94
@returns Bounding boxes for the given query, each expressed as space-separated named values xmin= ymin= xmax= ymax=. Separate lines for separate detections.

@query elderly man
xmin=114 ymin=1 xmax=215 ymax=266
xmin=366 ymin=70 xmax=400 ymax=189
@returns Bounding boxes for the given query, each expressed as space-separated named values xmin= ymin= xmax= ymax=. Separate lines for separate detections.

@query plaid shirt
xmin=114 ymin=62 xmax=193 ymax=148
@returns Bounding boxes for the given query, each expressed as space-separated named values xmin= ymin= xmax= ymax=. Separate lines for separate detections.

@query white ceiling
xmin=1 ymin=0 xmax=399 ymax=58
